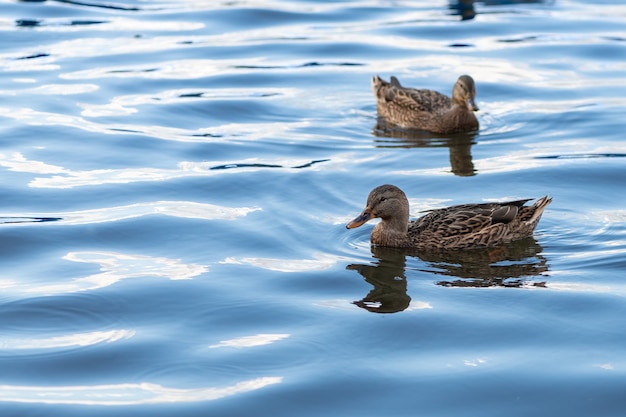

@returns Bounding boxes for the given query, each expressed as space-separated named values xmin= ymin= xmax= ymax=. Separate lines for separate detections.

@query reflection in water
xmin=221 ymin=253 xmax=349 ymax=272
xmin=348 ymin=239 xmax=548 ymax=313
xmin=347 ymin=247 xmax=411 ymax=314
xmin=209 ymin=333 xmax=290 ymax=349
xmin=0 ymin=107 xmax=311 ymax=145
xmin=0 ymin=377 xmax=282 ymax=405
xmin=0 ymin=201 xmax=258 ymax=225
xmin=421 ymin=238 xmax=549 ymax=288
xmin=0 ymin=83 xmax=98 ymax=96
xmin=373 ymin=122 xmax=477 ymax=176
xmin=0 ymin=217 xmax=61 ymax=225
xmin=449 ymin=1 xmax=551 ymax=21
xmin=11 ymin=251 xmax=208 ymax=295
xmin=0 ymin=329 xmax=135 ymax=351
xmin=78 ymin=87 xmax=297 ymax=117
xmin=450 ymin=0 xmax=477 ymax=21
xmin=0 ymin=151 xmax=327 ymax=188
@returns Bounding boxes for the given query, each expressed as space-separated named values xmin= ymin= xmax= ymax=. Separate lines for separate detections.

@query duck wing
xmin=411 ymin=199 xmax=532 ymax=238
xmin=389 ymin=88 xmax=451 ymax=114
xmin=381 ymin=78 xmax=452 ymax=114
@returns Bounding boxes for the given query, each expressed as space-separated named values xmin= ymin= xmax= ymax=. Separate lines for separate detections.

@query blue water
xmin=1 ymin=0 xmax=625 ymax=416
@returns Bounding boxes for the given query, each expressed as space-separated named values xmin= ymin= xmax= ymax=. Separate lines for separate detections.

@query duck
xmin=372 ymin=74 xmax=479 ymax=133
xmin=346 ymin=184 xmax=551 ymax=250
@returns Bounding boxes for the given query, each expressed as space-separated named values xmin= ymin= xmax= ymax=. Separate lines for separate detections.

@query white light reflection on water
xmin=0 ymin=329 xmax=135 ymax=350
xmin=0 ymin=377 xmax=283 ymax=405
xmin=0 ymin=108 xmax=311 ymax=143
xmin=394 ymin=139 xmax=626 ymax=177
xmin=60 ymin=201 xmax=260 ymax=224
xmin=316 ymin=299 xmax=432 ymax=311
xmin=78 ymin=87 xmax=299 ymax=117
xmin=0 ymin=152 xmax=340 ymax=188
xmin=463 ymin=358 xmax=487 ymax=367
xmin=38 ymin=18 xmax=203 ymax=34
xmin=221 ymin=253 xmax=352 ymax=273
xmin=406 ymin=301 xmax=433 ymax=310
xmin=62 ymin=58 xmax=262 ymax=80
xmin=0 ymin=83 xmax=99 ymax=96
xmin=595 ymin=210 xmax=626 ymax=223
xmin=20 ymin=251 xmax=207 ymax=294
xmin=2 ymin=200 xmax=260 ymax=224
xmin=209 ymin=333 xmax=290 ymax=349
xmin=545 ymin=282 xmax=618 ymax=294
xmin=0 ymin=34 xmax=203 ymax=71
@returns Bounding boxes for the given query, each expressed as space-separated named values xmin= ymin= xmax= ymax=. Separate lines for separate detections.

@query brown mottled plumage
xmin=346 ymin=185 xmax=551 ymax=250
xmin=372 ymin=75 xmax=479 ymax=133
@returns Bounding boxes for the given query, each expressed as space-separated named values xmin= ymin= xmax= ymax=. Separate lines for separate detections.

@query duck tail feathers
xmin=526 ymin=195 xmax=552 ymax=225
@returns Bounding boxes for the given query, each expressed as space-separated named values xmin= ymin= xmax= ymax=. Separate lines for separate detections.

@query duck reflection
xmin=449 ymin=0 xmax=551 ymax=21
xmin=423 ymin=238 xmax=548 ymax=288
xmin=449 ymin=0 xmax=476 ymax=21
xmin=347 ymin=246 xmax=411 ymax=314
xmin=373 ymin=122 xmax=477 ymax=176
xmin=347 ymin=238 xmax=548 ymax=313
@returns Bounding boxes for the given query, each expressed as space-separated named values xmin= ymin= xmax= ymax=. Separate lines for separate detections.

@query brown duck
xmin=346 ymin=185 xmax=551 ymax=250
xmin=372 ymin=75 xmax=479 ymax=133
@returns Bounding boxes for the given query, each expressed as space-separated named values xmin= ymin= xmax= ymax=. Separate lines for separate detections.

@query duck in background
xmin=372 ymin=75 xmax=479 ymax=134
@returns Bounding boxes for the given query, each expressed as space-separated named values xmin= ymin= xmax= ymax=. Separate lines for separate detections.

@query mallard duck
xmin=372 ymin=74 xmax=479 ymax=133
xmin=346 ymin=184 xmax=551 ymax=250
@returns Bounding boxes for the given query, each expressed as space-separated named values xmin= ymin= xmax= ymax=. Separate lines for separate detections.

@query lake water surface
xmin=1 ymin=0 xmax=626 ymax=416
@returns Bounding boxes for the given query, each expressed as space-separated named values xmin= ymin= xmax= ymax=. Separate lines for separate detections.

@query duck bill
xmin=346 ymin=210 xmax=372 ymax=229
xmin=468 ymin=98 xmax=479 ymax=112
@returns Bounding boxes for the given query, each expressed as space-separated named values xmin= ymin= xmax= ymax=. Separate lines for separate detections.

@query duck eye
xmin=380 ymin=196 xmax=386 ymax=202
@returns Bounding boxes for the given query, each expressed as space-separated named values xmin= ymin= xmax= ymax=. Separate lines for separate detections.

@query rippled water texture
xmin=1 ymin=0 xmax=625 ymax=416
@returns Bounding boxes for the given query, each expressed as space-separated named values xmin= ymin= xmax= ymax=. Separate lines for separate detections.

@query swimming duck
xmin=346 ymin=184 xmax=551 ymax=250
xmin=372 ymin=75 xmax=479 ymax=133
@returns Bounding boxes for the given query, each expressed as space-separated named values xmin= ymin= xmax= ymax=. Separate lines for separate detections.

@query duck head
xmin=346 ymin=184 xmax=410 ymax=233
xmin=452 ymin=75 xmax=479 ymax=112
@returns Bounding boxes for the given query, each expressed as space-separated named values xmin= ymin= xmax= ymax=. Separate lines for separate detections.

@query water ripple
xmin=209 ymin=333 xmax=290 ymax=349
xmin=4 ymin=251 xmax=207 ymax=295
xmin=221 ymin=253 xmax=354 ymax=273
xmin=0 ymin=377 xmax=283 ymax=405
xmin=0 ymin=107 xmax=313 ymax=143
xmin=1 ymin=1 xmax=625 ymax=415
xmin=0 ymin=329 xmax=135 ymax=351
xmin=1 ymin=200 xmax=259 ymax=225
